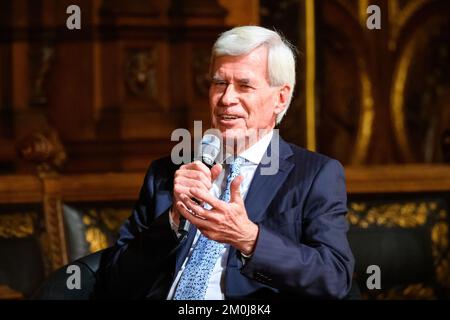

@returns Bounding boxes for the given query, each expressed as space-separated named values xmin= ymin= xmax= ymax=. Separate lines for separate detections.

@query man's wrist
xmin=170 ymin=206 xmax=180 ymax=226
xmin=239 ymin=223 xmax=259 ymax=256
xmin=169 ymin=207 xmax=182 ymax=238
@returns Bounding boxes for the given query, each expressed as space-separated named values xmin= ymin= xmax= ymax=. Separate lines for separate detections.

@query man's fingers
xmin=173 ymin=185 xmax=197 ymax=200
xmin=174 ymin=176 xmax=209 ymax=192
xmin=190 ymin=187 xmax=225 ymax=210
xmin=210 ymin=163 xmax=222 ymax=182
xmin=230 ymin=175 xmax=243 ymax=204
xmin=189 ymin=161 xmax=212 ymax=179
xmin=176 ymin=200 xmax=209 ymax=228
xmin=175 ymin=168 xmax=211 ymax=190
xmin=180 ymin=194 xmax=207 ymax=220
xmin=176 ymin=200 xmax=191 ymax=219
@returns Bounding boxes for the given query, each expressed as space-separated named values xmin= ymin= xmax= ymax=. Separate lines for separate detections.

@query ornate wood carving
xmin=29 ymin=44 xmax=55 ymax=106
xmin=125 ymin=47 xmax=158 ymax=102
xmin=309 ymin=0 xmax=450 ymax=164
xmin=17 ymin=129 xmax=66 ymax=174
xmin=41 ymin=175 xmax=68 ymax=273
xmin=391 ymin=7 xmax=450 ymax=162
xmin=0 ymin=212 xmax=36 ymax=238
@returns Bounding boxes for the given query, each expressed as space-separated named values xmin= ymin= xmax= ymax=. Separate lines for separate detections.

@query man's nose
xmin=220 ymin=84 xmax=239 ymax=106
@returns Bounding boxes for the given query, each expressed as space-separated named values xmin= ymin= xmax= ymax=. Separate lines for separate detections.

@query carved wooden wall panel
xmin=262 ymin=0 xmax=450 ymax=165
xmin=0 ymin=0 xmax=229 ymax=173
xmin=314 ymin=0 xmax=450 ymax=164
xmin=390 ymin=1 xmax=450 ymax=163
xmin=2 ymin=0 xmax=448 ymax=172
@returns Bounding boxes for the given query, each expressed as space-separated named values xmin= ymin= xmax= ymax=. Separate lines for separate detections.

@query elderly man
xmin=99 ymin=26 xmax=354 ymax=300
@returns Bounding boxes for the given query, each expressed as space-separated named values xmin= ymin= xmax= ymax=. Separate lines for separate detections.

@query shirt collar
xmin=238 ymin=130 xmax=274 ymax=165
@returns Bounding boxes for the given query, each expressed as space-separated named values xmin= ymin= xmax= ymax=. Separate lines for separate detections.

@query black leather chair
xmin=32 ymin=248 xmax=112 ymax=300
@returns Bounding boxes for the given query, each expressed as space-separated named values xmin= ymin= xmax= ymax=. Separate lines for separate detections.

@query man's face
xmin=209 ymin=46 xmax=289 ymax=144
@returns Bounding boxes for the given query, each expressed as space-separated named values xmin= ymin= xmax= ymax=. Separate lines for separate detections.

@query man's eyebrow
xmin=210 ymin=76 xmax=252 ymax=84
xmin=237 ymin=78 xmax=251 ymax=84
xmin=211 ymin=75 xmax=225 ymax=82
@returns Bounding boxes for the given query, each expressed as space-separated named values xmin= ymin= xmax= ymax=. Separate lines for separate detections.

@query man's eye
xmin=213 ymin=81 xmax=227 ymax=86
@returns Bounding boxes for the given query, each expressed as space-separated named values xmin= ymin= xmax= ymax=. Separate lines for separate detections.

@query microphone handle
xmin=177 ymin=160 xmax=213 ymax=236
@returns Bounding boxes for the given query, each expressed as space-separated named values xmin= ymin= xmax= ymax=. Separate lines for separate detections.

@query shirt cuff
xmin=169 ymin=207 xmax=182 ymax=239
xmin=240 ymin=251 xmax=253 ymax=266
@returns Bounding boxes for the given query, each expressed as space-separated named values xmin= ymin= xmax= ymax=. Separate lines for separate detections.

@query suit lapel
xmin=243 ymin=134 xmax=294 ymax=223
xmin=226 ymin=135 xmax=294 ymax=272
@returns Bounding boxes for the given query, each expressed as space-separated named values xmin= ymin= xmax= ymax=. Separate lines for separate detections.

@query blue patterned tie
xmin=173 ymin=157 xmax=245 ymax=300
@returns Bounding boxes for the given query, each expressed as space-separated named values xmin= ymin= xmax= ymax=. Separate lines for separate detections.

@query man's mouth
xmin=220 ymin=115 xmax=240 ymax=120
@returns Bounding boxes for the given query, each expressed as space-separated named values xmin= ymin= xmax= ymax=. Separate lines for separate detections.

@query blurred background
xmin=0 ymin=0 xmax=449 ymax=299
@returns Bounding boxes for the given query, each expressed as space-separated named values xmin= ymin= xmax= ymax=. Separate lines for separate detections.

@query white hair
xmin=211 ymin=26 xmax=296 ymax=125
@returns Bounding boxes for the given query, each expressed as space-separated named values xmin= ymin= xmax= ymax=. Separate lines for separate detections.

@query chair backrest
xmin=32 ymin=248 xmax=111 ymax=300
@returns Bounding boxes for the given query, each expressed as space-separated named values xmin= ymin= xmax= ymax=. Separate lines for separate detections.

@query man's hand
xmin=172 ymin=161 xmax=222 ymax=226
xmin=176 ymin=175 xmax=259 ymax=255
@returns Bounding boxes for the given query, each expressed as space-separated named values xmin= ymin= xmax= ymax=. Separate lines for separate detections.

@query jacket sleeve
xmin=240 ymin=159 xmax=355 ymax=299
xmin=96 ymin=160 xmax=179 ymax=299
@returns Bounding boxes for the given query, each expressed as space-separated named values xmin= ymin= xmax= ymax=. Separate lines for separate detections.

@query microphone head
xmin=201 ymin=134 xmax=221 ymax=167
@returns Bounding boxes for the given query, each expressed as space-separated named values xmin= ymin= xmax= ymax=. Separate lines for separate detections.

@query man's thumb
xmin=230 ymin=175 xmax=243 ymax=203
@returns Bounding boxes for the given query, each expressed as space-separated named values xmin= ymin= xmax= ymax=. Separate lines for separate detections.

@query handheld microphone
xmin=178 ymin=134 xmax=221 ymax=236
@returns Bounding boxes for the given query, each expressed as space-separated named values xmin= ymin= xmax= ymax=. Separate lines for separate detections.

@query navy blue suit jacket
xmin=99 ymin=136 xmax=354 ymax=299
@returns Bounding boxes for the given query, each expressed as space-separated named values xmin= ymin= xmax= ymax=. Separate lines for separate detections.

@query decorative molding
xmin=352 ymin=65 xmax=374 ymax=164
xmin=365 ymin=283 xmax=436 ymax=300
xmin=432 ymin=219 xmax=450 ymax=287
xmin=391 ymin=34 xmax=417 ymax=162
xmin=41 ymin=176 xmax=68 ymax=273
xmin=29 ymin=44 xmax=55 ymax=106
xmin=348 ymin=201 xmax=434 ymax=228
xmin=358 ymin=0 xmax=370 ymax=27
xmin=391 ymin=15 xmax=450 ymax=163
xmin=17 ymin=129 xmax=66 ymax=174
xmin=0 ymin=212 xmax=36 ymax=238
xmin=305 ymin=0 xmax=317 ymax=151
xmin=125 ymin=48 xmax=158 ymax=101
xmin=346 ymin=165 xmax=450 ymax=193
xmin=81 ymin=208 xmax=130 ymax=253
xmin=389 ymin=0 xmax=430 ymax=50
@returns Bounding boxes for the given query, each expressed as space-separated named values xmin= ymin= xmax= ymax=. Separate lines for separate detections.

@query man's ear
xmin=273 ymin=84 xmax=291 ymax=115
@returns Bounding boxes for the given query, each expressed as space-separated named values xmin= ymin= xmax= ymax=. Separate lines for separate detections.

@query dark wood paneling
xmin=0 ymin=0 xmax=227 ymax=173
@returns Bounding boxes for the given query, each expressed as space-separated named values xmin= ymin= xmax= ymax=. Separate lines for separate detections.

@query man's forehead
xmin=212 ymin=46 xmax=267 ymax=67
xmin=212 ymin=61 xmax=267 ymax=81
xmin=212 ymin=70 xmax=253 ymax=81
